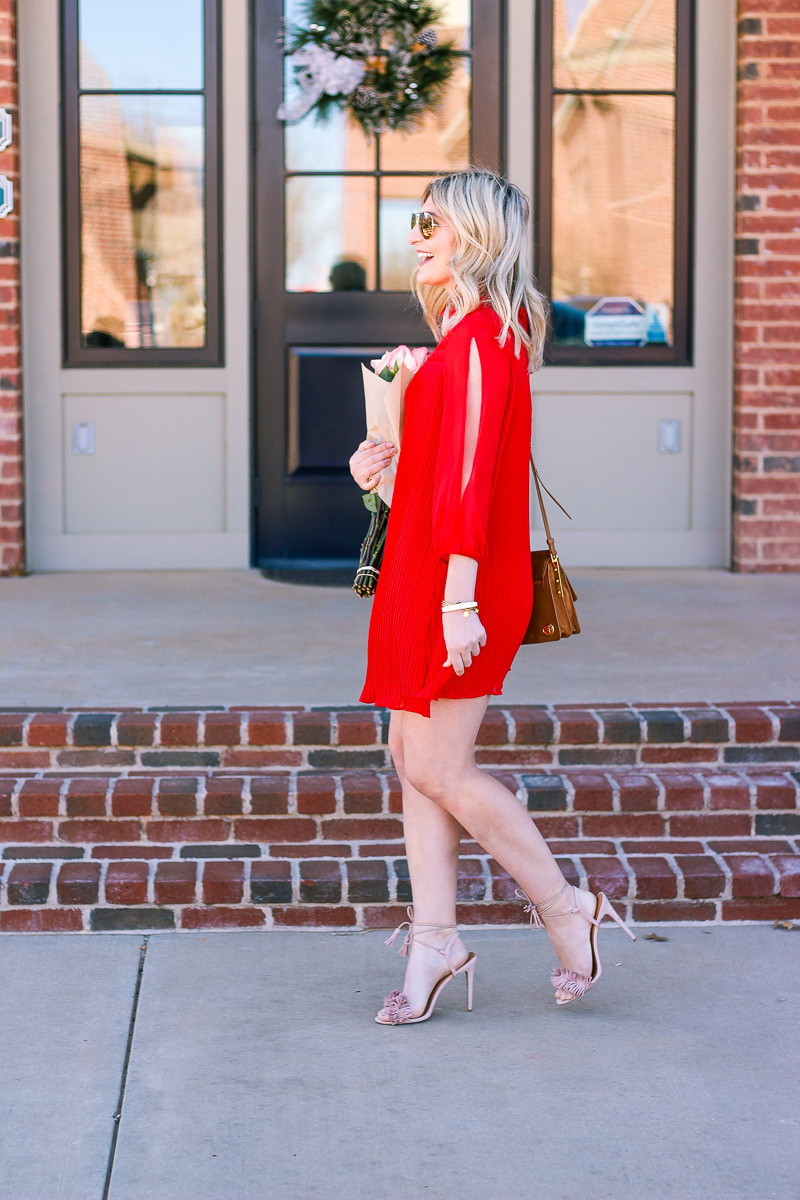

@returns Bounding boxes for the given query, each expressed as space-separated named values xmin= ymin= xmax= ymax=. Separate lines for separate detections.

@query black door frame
xmin=250 ymin=0 xmax=505 ymax=573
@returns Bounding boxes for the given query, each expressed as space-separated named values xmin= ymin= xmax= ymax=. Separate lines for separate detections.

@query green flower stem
xmin=353 ymin=492 xmax=390 ymax=597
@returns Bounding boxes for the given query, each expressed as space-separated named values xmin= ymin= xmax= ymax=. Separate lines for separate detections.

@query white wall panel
xmin=532 ymin=392 xmax=692 ymax=532
xmin=63 ymin=394 xmax=225 ymax=534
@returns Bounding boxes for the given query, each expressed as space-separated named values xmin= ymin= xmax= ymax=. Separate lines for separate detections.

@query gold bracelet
xmin=441 ymin=600 xmax=479 ymax=615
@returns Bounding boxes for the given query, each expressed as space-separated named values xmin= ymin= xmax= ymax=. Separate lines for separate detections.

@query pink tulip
xmin=370 ymin=344 xmax=430 ymax=379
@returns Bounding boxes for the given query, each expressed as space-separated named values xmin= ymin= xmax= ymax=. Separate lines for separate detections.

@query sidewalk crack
xmin=102 ymin=934 xmax=149 ymax=1200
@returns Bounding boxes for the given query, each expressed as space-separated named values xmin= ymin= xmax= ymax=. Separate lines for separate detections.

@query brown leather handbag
xmin=522 ymin=453 xmax=581 ymax=645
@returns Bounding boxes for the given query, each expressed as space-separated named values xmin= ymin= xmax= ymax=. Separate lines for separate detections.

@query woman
xmin=349 ymin=170 xmax=634 ymax=1025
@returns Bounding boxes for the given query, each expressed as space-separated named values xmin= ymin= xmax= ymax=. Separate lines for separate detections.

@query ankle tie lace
xmin=515 ymin=881 xmax=593 ymax=930
xmin=384 ymin=906 xmax=461 ymax=977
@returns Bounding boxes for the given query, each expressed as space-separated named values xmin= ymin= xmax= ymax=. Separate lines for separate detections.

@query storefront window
xmin=537 ymin=0 xmax=692 ymax=363
xmin=283 ymin=0 xmax=471 ymax=293
xmin=62 ymin=0 xmax=222 ymax=364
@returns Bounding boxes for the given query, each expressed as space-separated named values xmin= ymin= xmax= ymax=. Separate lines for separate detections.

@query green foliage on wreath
xmin=285 ymin=0 xmax=458 ymax=136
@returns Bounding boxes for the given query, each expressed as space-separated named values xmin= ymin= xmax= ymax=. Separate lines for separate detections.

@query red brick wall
xmin=0 ymin=0 xmax=22 ymax=576
xmin=733 ymin=5 xmax=800 ymax=572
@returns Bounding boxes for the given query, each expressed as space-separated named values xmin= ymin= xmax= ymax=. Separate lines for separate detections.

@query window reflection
xmin=282 ymin=0 xmax=471 ymax=292
xmin=554 ymin=0 xmax=676 ymax=91
xmin=434 ymin=0 xmax=472 ymax=51
xmin=80 ymin=95 xmax=206 ymax=349
xmin=551 ymin=93 xmax=675 ymax=345
xmin=286 ymin=176 xmax=376 ymax=292
xmin=79 ymin=0 xmax=204 ymax=91
xmin=284 ymin=110 xmax=375 ymax=173
xmin=283 ymin=65 xmax=375 ymax=172
xmin=379 ymin=61 xmax=471 ymax=173
xmin=380 ymin=177 xmax=424 ymax=292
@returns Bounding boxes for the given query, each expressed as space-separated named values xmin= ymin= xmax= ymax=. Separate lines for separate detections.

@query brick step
xmin=0 ymin=703 xmax=798 ymax=772
xmin=1 ymin=706 xmax=798 ymax=930
xmin=1 ymin=844 xmax=799 ymax=934
xmin=1 ymin=763 xmax=798 ymax=932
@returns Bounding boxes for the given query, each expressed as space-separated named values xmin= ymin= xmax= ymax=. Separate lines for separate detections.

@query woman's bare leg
xmin=401 ymin=696 xmax=597 ymax=1000
xmin=385 ymin=711 xmax=469 ymax=1015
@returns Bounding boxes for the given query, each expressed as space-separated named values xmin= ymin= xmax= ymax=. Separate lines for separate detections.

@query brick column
xmin=733 ymin=6 xmax=800 ymax=572
xmin=0 ymin=0 xmax=22 ymax=575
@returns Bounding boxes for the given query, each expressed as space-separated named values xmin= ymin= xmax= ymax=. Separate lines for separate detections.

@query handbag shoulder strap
xmin=530 ymin=451 xmax=572 ymax=557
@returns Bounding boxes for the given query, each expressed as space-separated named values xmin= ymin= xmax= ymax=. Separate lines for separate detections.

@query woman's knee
xmin=389 ymin=722 xmax=450 ymax=802
xmin=404 ymin=757 xmax=457 ymax=807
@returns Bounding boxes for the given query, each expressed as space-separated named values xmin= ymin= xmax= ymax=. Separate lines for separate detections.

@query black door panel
xmin=287 ymin=348 xmax=384 ymax=475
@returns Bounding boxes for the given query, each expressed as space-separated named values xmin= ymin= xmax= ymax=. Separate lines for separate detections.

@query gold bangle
xmin=441 ymin=600 xmax=479 ymax=614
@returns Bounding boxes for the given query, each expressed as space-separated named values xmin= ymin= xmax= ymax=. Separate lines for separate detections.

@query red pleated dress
xmin=360 ymin=305 xmax=533 ymax=717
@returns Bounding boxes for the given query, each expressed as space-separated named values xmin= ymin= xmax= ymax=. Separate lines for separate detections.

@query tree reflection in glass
xmin=550 ymin=0 xmax=677 ymax=346
xmin=552 ymin=93 xmax=675 ymax=345
xmin=77 ymin=0 xmax=207 ymax=349
xmin=80 ymin=96 xmax=206 ymax=349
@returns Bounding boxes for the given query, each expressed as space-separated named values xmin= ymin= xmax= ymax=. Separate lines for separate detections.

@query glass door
xmin=252 ymin=0 xmax=503 ymax=576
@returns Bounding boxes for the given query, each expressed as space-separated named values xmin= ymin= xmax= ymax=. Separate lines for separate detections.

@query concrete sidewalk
xmin=1 ymin=568 xmax=799 ymax=706
xmin=1 ymin=927 xmax=797 ymax=1200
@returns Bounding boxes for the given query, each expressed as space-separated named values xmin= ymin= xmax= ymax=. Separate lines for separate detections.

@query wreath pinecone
xmin=284 ymin=0 xmax=458 ymax=136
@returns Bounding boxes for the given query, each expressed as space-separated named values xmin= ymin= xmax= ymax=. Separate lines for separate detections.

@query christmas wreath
xmin=277 ymin=0 xmax=458 ymax=137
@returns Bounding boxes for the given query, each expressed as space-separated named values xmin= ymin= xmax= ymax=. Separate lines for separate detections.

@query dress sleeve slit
xmin=432 ymin=322 xmax=512 ymax=564
xmin=460 ymin=337 xmax=483 ymax=499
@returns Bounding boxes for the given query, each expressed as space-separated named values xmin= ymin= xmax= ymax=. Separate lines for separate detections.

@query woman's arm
xmin=438 ymin=331 xmax=506 ymax=676
xmin=441 ymin=341 xmax=487 ymax=675
xmin=442 ymin=553 xmax=486 ymax=675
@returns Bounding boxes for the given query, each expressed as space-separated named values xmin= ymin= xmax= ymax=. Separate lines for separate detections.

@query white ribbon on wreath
xmin=277 ymin=44 xmax=365 ymax=123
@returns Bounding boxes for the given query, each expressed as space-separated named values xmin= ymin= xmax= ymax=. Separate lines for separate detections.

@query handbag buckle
xmin=550 ymin=552 xmax=564 ymax=598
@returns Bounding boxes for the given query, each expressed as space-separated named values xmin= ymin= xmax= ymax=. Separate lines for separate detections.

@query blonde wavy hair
xmin=413 ymin=169 xmax=548 ymax=370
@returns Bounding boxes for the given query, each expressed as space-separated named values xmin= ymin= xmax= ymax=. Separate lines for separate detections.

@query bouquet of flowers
xmin=353 ymin=345 xmax=429 ymax=596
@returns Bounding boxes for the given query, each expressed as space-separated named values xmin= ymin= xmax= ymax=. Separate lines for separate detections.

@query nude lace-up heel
xmin=517 ymin=881 xmax=636 ymax=1005
xmin=375 ymin=907 xmax=477 ymax=1025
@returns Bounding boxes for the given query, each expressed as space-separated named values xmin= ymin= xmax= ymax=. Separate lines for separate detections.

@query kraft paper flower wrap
xmin=353 ymin=345 xmax=429 ymax=597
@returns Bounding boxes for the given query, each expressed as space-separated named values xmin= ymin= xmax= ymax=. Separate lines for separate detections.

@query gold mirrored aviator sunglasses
xmin=410 ymin=210 xmax=439 ymax=240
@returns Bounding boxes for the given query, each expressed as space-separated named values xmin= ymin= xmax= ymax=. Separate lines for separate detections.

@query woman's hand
xmin=349 ymin=440 xmax=396 ymax=492
xmin=442 ymin=610 xmax=487 ymax=676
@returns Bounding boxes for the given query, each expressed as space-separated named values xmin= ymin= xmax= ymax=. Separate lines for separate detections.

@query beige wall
xmin=20 ymin=0 xmax=251 ymax=570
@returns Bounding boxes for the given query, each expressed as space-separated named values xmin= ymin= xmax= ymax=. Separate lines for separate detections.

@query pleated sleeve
xmin=432 ymin=318 xmax=512 ymax=563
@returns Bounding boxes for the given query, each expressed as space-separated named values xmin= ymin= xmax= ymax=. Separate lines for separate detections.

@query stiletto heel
xmin=464 ymin=954 xmax=475 ymax=1011
xmin=375 ymin=906 xmax=477 ymax=1025
xmin=517 ymin=882 xmax=636 ymax=1006
xmin=597 ymin=892 xmax=637 ymax=941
